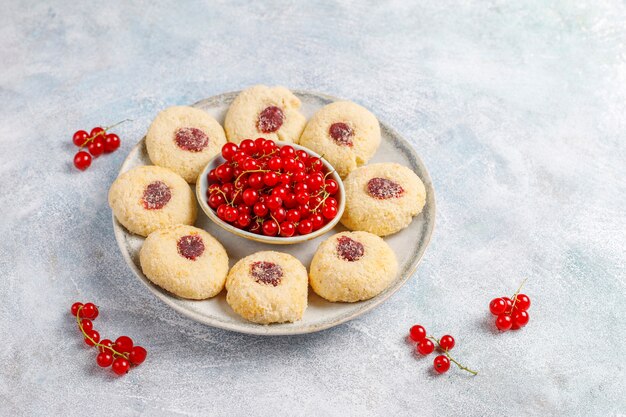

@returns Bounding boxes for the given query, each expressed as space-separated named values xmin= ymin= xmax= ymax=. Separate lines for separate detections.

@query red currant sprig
xmin=71 ymin=302 xmax=147 ymax=375
xmin=207 ymin=138 xmax=340 ymax=237
xmin=408 ymin=325 xmax=478 ymax=375
xmin=71 ymin=119 xmax=130 ymax=171
xmin=489 ymin=278 xmax=531 ymax=331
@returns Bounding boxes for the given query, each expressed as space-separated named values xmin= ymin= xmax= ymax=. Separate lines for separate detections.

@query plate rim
xmin=112 ymin=89 xmax=436 ymax=336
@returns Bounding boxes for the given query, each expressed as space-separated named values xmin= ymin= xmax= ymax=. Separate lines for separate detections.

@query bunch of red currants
xmin=207 ymin=138 xmax=340 ymax=237
xmin=71 ymin=302 xmax=147 ymax=375
xmin=408 ymin=325 xmax=477 ymax=375
xmin=71 ymin=121 xmax=127 ymax=171
xmin=489 ymin=281 xmax=531 ymax=331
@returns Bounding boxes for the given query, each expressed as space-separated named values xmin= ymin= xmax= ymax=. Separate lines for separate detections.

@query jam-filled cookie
xmin=139 ymin=225 xmax=229 ymax=299
xmin=108 ymin=165 xmax=197 ymax=237
xmin=224 ymin=85 xmax=306 ymax=144
xmin=309 ymin=231 xmax=398 ymax=302
xmin=146 ymin=106 xmax=226 ymax=183
xmin=298 ymin=101 xmax=380 ymax=178
xmin=225 ymin=251 xmax=308 ymax=324
xmin=341 ymin=163 xmax=426 ymax=236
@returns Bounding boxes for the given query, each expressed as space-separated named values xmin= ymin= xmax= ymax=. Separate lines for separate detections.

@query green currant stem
xmin=310 ymin=191 xmax=331 ymax=213
xmin=75 ymin=306 xmax=128 ymax=360
xmin=104 ymin=118 xmax=132 ymax=131
xmin=427 ymin=335 xmax=478 ymax=376
xmin=509 ymin=278 xmax=528 ymax=313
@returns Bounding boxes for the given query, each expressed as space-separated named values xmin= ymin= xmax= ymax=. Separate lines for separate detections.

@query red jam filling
xmin=256 ymin=106 xmax=284 ymax=133
xmin=142 ymin=181 xmax=172 ymax=210
xmin=250 ymin=261 xmax=283 ymax=286
xmin=328 ymin=122 xmax=354 ymax=146
xmin=366 ymin=177 xmax=404 ymax=200
xmin=174 ymin=127 xmax=209 ymax=152
xmin=336 ymin=236 xmax=364 ymax=262
xmin=176 ymin=234 xmax=205 ymax=260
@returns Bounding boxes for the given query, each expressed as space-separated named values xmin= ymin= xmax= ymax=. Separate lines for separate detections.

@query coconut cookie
xmin=226 ymin=251 xmax=308 ymax=324
xmin=146 ymin=106 xmax=226 ymax=183
xmin=139 ymin=225 xmax=228 ymax=299
xmin=310 ymin=231 xmax=398 ymax=302
xmin=108 ymin=165 xmax=197 ymax=237
xmin=224 ymin=85 xmax=306 ymax=144
xmin=341 ymin=163 xmax=426 ymax=236
xmin=299 ymin=101 xmax=381 ymax=178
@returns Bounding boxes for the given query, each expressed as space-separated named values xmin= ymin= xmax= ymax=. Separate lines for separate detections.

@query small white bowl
xmin=196 ymin=141 xmax=345 ymax=245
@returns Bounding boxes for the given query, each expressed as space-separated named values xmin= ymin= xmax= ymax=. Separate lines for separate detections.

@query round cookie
xmin=139 ymin=225 xmax=228 ymax=300
xmin=340 ymin=163 xmax=426 ymax=236
xmin=146 ymin=106 xmax=226 ymax=183
xmin=108 ymin=165 xmax=197 ymax=237
xmin=224 ymin=85 xmax=306 ymax=144
xmin=299 ymin=101 xmax=381 ymax=178
xmin=225 ymin=251 xmax=308 ymax=324
xmin=309 ymin=231 xmax=398 ymax=302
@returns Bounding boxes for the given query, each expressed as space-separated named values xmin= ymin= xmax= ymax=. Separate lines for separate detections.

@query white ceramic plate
xmin=113 ymin=90 xmax=436 ymax=335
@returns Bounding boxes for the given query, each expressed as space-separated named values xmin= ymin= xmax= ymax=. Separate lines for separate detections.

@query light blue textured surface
xmin=1 ymin=1 xmax=625 ymax=416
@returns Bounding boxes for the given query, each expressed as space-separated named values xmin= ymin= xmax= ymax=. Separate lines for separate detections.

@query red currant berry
xmin=286 ymin=209 xmax=301 ymax=223
xmin=261 ymin=140 xmax=276 ymax=155
xmin=249 ymin=221 xmax=262 ymax=234
xmin=514 ymin=294 xmax=531 ymax=312
xmin=253 ymin=202 xmax=269 ymax=217
xmin=99 ymin=339 xmax=113 ymax=353
xmin=215 ymin=163 xmax=233 ymax=182
xmin=73 ymin=151 xmax=92 ymax=171
xmin=294 ymin=182 xmax=309 ymax=194
xmin=248 ymin=173 xmax=264 ymax=189
xmin=308 ymin=157 xmax=324 ymax=171
xmin=208 ymin=169 xmax=219 ymax=183
xmin=495 ymin=314 xmax=513 ymax=331
xmin=306 ymin=173 xmax=324 ymax=190
xmin=81 ymin=303 xmax=98 ymax=319
xmin=262 ymin=219 xmax=279 ymax=236
xmin=295 ymin=160 xmax=306 ymax=172
xmin=322 ymin=204 xmax=338 ymax=220
xmin=283 ymin=157 xmax=298 ymax=173
xmin=237 ymin=212 xmax=252 ymax=228
xmin=409 ymin=325 xmax=426 ymax=342
xmin=297 ymin=219 xmax=313 ymax=235
xmin=208 ymin=193 xmax=226 ymax=209
xmin=324 ymin=179 xmax=339 ymax=194
xmin=292 ymin=170 xmax=306 ymax=183
xmin=279 ymin=145 xmax=295 ymax=159
xmin=239 ymin=139 xmax=257 ymax=155
xmin=221 ymin=183 xmax=235 ymax=195
xmin=489 ymin=298 xmax=507 ymax=316
xmin=295 ymin=191 xmax=309 ymax=205
xmin=216 ymin=204 xmax=228 ymax=220
xmin=96 ymin=352 xmax=114 ymax=368
xmin=417 ymin=339 xmax=435 ymax=355
xmin=242 ymin=189 xmax=259 ymax=206
xmin=511 ymin=310 xmax=529 ymax=328
xmin=439 ymin=335 xmax=455 ymax=351
xmin=268 ymin=206 xmax=284 ymax=221
xmin=268 ymin=156 xmax=282 ymax=170
xmin=129 ymin=346 xmax=147 ymax=365
xmin=103 ymin=133 xmax=120 ymax=153
xmin=279 ymin=221 xmax=296 ymax=237
xmin=254 ymin=137 xmax=266 ymax=149
xmin=112 ymin=357 xmax=130 ymax=375
xmin=283 ymin=192 xmax=297 ymax=208
xmin=310 ymin=213 xmax=325 ymax=230
xmin=88 ymin=137 xmax=105 ymax=157
xmin=72 ymin=130 xmax=90 ymax=147
xmin=115 ymin=336 xmax=134 ymax=353
xmin=271 ymin=185 xmax=288 ymax=200
xmin=71 ymin=302 xmax=83 ymax=316
xmin=84 ymin=330 xmax=100 ymax=346
xmin=80 ymin=318 xmax=93 ymax=331
xmin=296 ymin=150 xmax=308 ymax=160
xmin=242 ymin=158 xmax=258 ymax=171
xmin=265 ymin=195 xmax=282 ymax=210
xmin=325 ymin=197 xmax=338 ymax=207
xmin=503 ymin=297 xmax=513 ymax=313
xmin=221 ymin=143 xmax=238 ymax=161
xmin=224 ymin=206 xmax=238 ymax=223
xmin=90 ymin=127 xmax=105 ymax=140
xmin=263 ymin=172 xmax=280 ymax=186
xmin=433 ymin=355 xmax=451 ymax=374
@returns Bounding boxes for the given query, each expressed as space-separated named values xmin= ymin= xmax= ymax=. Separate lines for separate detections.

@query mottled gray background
xmin=1 ymin=1 xmax=625 ymax=416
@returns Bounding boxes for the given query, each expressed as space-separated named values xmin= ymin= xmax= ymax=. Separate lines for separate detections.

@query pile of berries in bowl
xmin=197 ymin=138 xmax=345 ymax=244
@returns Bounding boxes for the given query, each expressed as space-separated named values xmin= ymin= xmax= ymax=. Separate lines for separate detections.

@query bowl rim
xmin=195 ymin=141 xmax=346 ymax=245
